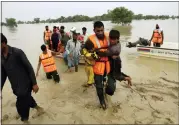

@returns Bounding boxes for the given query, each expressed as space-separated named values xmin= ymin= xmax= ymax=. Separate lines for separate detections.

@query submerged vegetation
xmin=1 ymin=7 xmax=178 ymax=27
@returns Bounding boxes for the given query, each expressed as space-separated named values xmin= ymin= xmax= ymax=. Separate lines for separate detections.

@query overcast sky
xmin=1 ymin=2 xmax=178 ymax=22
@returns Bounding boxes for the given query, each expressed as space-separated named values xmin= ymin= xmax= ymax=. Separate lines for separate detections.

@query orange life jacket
xmin=88 ymin=33 xmax=110 ymax=75
xmin=44 ymin=30 xmax=51 ymax=41
xmin=152 ymin=29 xmax=163 ymax=44
xmin=40 ymin=50 xmax=57 ymax=73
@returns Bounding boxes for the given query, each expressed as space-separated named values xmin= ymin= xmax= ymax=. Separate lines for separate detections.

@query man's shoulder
xmin=10 ymin=46 xmax=23 ymax=53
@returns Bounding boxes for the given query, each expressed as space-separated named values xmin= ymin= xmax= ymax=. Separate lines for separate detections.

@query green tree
xmin=111 ymin=7 xmax=134 ymax=25
xmin=34 ymin=18 xmax=40 ymax=23
xmin=5 ymin=18 xmax=17 ymax=27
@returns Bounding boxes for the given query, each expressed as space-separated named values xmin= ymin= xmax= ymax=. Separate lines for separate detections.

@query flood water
xmin=2 ymin=20 xmax=178 ymax=80
xmin=1 ymin=20 xmax=179 ymax=124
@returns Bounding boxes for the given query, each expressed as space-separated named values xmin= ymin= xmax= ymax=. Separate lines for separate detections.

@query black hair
xmin=94 ymin=21 xmax=104 ymax=29
xmin=82 ymin=27 xmax=87 ymax=31
xmin=41 ymin=44 xmax=47 ymax=51
xmin=85 ymin=39 xmax=94 ymax=51
xmin=109 ymin=30 xmax=120 ymax=40
xmin=60 ymin=26 xmax=65 ymax=29
xmin=1 ymin=33 xmax=7 ymax=44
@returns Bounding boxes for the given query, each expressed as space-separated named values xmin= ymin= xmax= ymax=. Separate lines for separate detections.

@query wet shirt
xmin=65 ymin=39 xmax=81 ymax=58
xmin=1 ymin=45 xmax=37 ymax=96
xmin=51 ymin=32 xmax=59 ymax=44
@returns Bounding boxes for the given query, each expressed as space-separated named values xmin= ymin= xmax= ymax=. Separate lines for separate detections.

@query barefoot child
xmin=82 ymin=39 xmax=99 ymax=87
xmin=96 ymin=30 xmax=132 ymax=87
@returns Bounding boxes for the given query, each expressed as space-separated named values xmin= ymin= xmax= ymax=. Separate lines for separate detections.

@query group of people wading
xmin=1 ymin=21 xmax=163 ymax=123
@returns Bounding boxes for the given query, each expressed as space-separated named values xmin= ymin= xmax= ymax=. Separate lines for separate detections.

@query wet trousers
xmin=85 ymin=66 xmax=94 ymax=84
xmin=94 ymin=73 xmax=116 ymax=105
xmin=16 ymin=92 xmax=37 ymax=121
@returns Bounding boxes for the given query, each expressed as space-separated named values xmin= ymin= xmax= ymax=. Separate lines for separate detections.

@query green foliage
xmin=111 ymin=7 xmax=134 ymax=25
xmin=2 ymin=7 xmax=178 ymax=25
xmin=34 ymin=18 xmax=40 ymax=23
xmin=5 ymin=18 xmax=17 ymax=27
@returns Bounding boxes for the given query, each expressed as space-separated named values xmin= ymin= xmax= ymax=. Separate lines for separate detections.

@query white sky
xmin=1 ymin=2 xmax=179 ymax=22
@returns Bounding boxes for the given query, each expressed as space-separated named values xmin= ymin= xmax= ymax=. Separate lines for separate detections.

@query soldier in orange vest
xmin=36 ymin=45 xmax=60 ymax=83
xmin=43 ymin=26 xmax=52 ymax=50
xmin=149 ymin=24 xmax=164 ymax=47
xmin=87 ymin=21 xmax=116 ymax=110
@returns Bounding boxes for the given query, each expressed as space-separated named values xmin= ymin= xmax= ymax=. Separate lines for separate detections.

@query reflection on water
xmin=7 ymin=27 xmax=18 ymax=33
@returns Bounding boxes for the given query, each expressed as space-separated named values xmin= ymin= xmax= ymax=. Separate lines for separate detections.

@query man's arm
xmin=1 ymin=66 xmax=7 ymax=90
xmin=149 ymin=31 xmax=154 ymax=45
xmin=19 ymin=49 xmax=37 ymax=85
xmin=43 ymin=32 xmax=45 ymax=42
xmin=36 ymin=57 xmax=41 ymax=77
xmin=65 ymin=40 xmax=71 ymax=55
xmin=161 ymin=31 xmax=164 ymax=45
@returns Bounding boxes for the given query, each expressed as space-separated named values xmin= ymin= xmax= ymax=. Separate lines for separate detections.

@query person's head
xmin=53 ymin=26 xmax=57 ymax=32
xmin=60 ymin=30 xmax=65 ymax=36
xmin=1 ymin=33 xmax=8 ymax=52
xmin=57 ymin=26 xmax=59 ymax=30
xmin=94 ymin=21 xmax=104 ymax=40
xmin=60 ymin=26 xmax=65 ymax=32
xmin=85 ymin=39 xmax=95 ymax=52
xmin=41 ymin=44 xmax=47 ymax=53
xmin=109 ymin=30 xmax=120 ymax=45
xmin=45 ymin=26 xmax=49 ymax=31
xmin=156 ymin=24 xmax=159 ymax=29
xmin=72 ymin=31 xmax=78 ymax=41
xmin=82 ymin=27 xmax=87 ymax=34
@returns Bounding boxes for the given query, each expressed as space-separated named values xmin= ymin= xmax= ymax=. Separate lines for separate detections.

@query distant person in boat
xmin=65 ymin=31 xmax=81 ymax=72
xmin=57 ymin=30 xmax=70 ymax=57
xmin=36 ymin=44 xmax=60 ymax=83
xmin=96 ymin=30 xmax=132 ymax=86
xmin=58 ymin=30 xmax=71 ymax=65
xmin=82 ymin=39 xmax=99 ymax=87
xmin=1 ymin=33 xmax=44 ymax=123
xmin=43 ymin=25 xmax=52 ymax=50
xmin=149 ymin=24 xmax=164 ymax=47
xmin=60 ymin=26 xmax=70 ymax=38
xmin=82 ymin=27 xmax=89 ymax=44
xmin=51 ymin=26 xmax=60 ymax=52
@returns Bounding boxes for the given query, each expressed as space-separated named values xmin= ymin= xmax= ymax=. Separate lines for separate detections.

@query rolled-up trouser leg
xmin=106 ymin=73 xmax=116 ymax=96
xmin=94 ymin=74 xmax=105 ymax=105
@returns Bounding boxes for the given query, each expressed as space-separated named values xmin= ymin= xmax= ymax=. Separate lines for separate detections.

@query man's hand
xmin=36 ymin=72 xmax=39 ymax=77
xmin=69 ymin=53 xmax=73 ymax=59
xmin=112 ymin=55 xmax=118 ymax=59
xmin=32 ymin=84 xmax=39 ymax=93
xmin=125 ymin=77 xmax=132 ymax=87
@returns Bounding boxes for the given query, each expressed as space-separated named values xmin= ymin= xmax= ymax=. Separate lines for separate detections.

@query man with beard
xmin=87 ymin=21 xmax=116 ymax=110
xmin=65 ymin=31 xmax=81 ymax=72
xmin=1 ymin=33 xmax=44 ymax=123
xmin=149 ymin=24 xmax=164 ymax=47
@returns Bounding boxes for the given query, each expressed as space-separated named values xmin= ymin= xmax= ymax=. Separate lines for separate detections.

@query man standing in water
xmin=36 ymin=44 xmax=60 ymax=83
xmin=149 ymin=24 xmax=164 ymax=47
xmin=51 ymin=26 xmax=60 ymax=52
xmin=65 ymin=31 xmax=81 ymax=72
xmin=1 ymin=33 xmax=44 ymax=122
xmin=43 ymin=25 xmax=52 ymax=49
xmin=87 ymin=21 xmax=116 ymax=110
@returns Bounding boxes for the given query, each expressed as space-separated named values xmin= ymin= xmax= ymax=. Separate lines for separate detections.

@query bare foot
xmin=32 ymin=106 xmax=45 ymax=118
